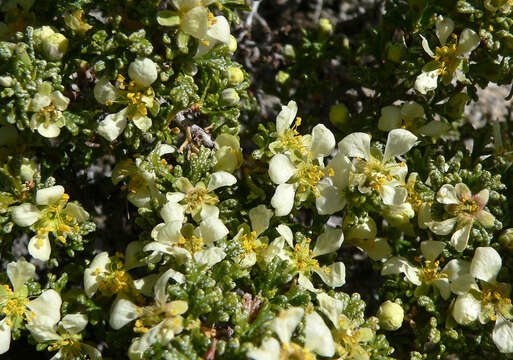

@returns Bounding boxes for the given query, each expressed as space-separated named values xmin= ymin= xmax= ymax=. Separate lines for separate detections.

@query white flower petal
xmin=181 ymin=6 xmax=208 ymax=39
xmin=271 ymin=183 xmax=295 ymax=217
xmin=310 ymin=124 xmax=335 ymax=159
xmin=470 ymin=247 xmax=502 ymax=282
xmin=276 ymin=100 xmax=298 ymax=136
xmin=382 ymin=257 xmax=421 ymax=285
xmin=452 ymin=293 xmax=481 ymax=325
xmin=160 ymin=202 xmax=185 ymax=224
xmin=450 ymin=223 xmax=472 ymax=252
xmin=312 ymin=228 xmax=344 ymax=257
xmin=205 ymin=16 xmax=230 ymax=43
xmin=383 ymin=129 xmax=417 ymax=163
xmin=304 ymin=311 xmax=335 ymax=357
xmin=270 ymin=307 xmax=304 ymax=345
xmin=64 ymin=202 xmax=89 ymax=222
xmin=0 ymin=319 xmax=11 ymax=355
xmin=194 ymin=247 xmax=226 ymax=268
xmin=247 ymin=337 xmax=280 ymax=360
xmin=433 ymin=278 xmax=451 ymax=300
xmin=249 ymin=205 xmax=273 ymax=236
xmin=457 ymin=29 xmax=480 ymax=55
xmin=414 ymin=70 xmax=439 ymax=95
xmin=268 ymin=154 xmax=296 ymax=184
xmin=37 ymin=122 xmax=61 ymax=138
xmin=36 ymin=185 xmax=65 ymax=205
xmin=420 ymin=35 xmax=435 ymax=57
xmin=379 ymin=184 xmax=407 ymax=206
xmin=428 ymin=217 xmax=458 ymax=235
xmin=420 ymin=240 xmax=445 ymax=262
xmin=363 ymin=238 xmax=392 ymax=261
xmin=154 ymin=268 xmax=185 ymax=306
xmin=315 ymin=262 xmax=346 ymax=288
xmin=109 ymin=298 xmax=140 ymax=330
xmin=298 ymin=273 xmax=318 ymax=292
xmin=436 ymin=184 xmax=459 ymax=205
xmin=199 ymin=217 xmax=228 ymax=244
xmin=27 ymin=289 xmax=62 ymax=331
xmin=60 ymin=313 xmax=88 ymax=335
xmin=97 ymin=107 xmax=129 ymax=142
xmin=338 ymin=132 xmax=371 ymax=160
xmin=207 ymin=171 xmax=237 ymax=191
xmin=435 ymin=16 xmax=454 ymax=45
xmin=317 ymin=292 xmax=344 ymax=328
xmin=476 ymin=210 xmax=495 ymax=227
xmin=84 ymin=252 xmax=110 ymax=297
xmin=493 ymin=318 xmax=513 ymax=353
xmin=132 ymin=114 xmax=152 ymax=132
xmin=315 ymin=178 xmax=346 ymax=215
xmin=7 ymin=258 xmax=35 ymax=293
xmin=276 ymin=224 xmax=293 ymax=248
xmin=156 ymin=221 xmax=183 ymax=244
xmin=28 ymin=235 xmax=51 ymax=262
xmin=455 ymin=183 xmax=471 ymax=200
xmin=11 ymin=203 xmax=42 ymax=227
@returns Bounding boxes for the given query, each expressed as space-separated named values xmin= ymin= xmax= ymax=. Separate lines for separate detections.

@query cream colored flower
xmin=338 ymin=129 xmax=417 ymax=206
xmin=276 ymin=226 xmax=345 ymax=292
xmin=317 ymin=292 xmax=375 ymax=359
xmin=378 ymin=101 xmax=449 ymax=137
xmin=415 ymin=16 xmax=480 ymax=94
xmin=427 ymin=183 xmax=495 ymax=252
xmin=28 ymin=82 xmax=70 ymax=138
xmin=247 ymin=307 xmax=335 ymax=360
xmin=0 ymin=258 xmax=36 ymax=354
xmin=109 ymin=269 xmax=188 ymax=360
xmin=11 ymin=185 xmax=89 ymax=261
xmin=26 ymin=290 xmax=101 ymax=359
xmin=157 ymin=0 xmax=231 ymax=56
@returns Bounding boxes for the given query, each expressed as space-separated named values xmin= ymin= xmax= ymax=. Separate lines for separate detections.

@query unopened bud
xmin=329 ymin=103 xmax=349 ymax=129
xmin=221 ymin=88 xmax=240 ymax=105
xmin=377 ymin=301 xmax=404 ymax=331
xmin=227 ymin=67 xmax=244 ymax=85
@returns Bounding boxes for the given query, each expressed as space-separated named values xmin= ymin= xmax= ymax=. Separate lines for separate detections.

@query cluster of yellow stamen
xmin=123 ymin=174 xmax=146 ymax=194
xmin=47 ymin=337 xmax=82 ymax=357
xmin=185 ymin=187 xmax=211 ymax=212
xmin=1 ymin=287 xmax=31 ymax=326
xmin=481 ymin=286 xmax=512 ymax=321
xmin=280 ymin=342 xmax=316 ymax=360
xmin=433 ymin=34 xmax=460 ymax=76
xmin=416 ymin=258 xmax=447 ymax=283
xmin=177 ymin=235 xmax=205 ymax=254
xmin=296 ymin=162 xmax=333 ymax=197
xmin=447 ymin=198 xmax=480 ymax=217
xmin=335 ymin=316 xmax=372 ymax=359
xmin=240 ymin=231 xmax=267 ymax=255
xmin=292 ymin=238 xmax=319 ymax=273
xmin=280 ymin=117 xmax=307 ymax=154
xmin=405 ymin=178 xmax=423 ymax=211
xmin=133 ymin=319 xmax=150 ymax=334
xmin=35 ymin=194 xmax=80 ymax=243
xmin=96 ymin=262 xmax=132 ymax=297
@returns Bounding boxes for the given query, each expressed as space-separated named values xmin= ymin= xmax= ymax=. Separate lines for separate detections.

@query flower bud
xmin=227 ymin=67 xmax=244 ymax=85
xmin=275 ymin=71 xmax=290 ymax=84
xmin=384 ymin=203 xmax=415 ymax=226
xmin=227 ymin=35 xmax=237 ymax=53
xmin=34 ymin=26 xmax=69 ymax=60
xmin=329 ymin=103 xmax=349 ymax=129
xmin=21 ymin=158 xmax=38 ymax=182
xmin=319 ymin=18 xmax=333 ymax=34
xmin=343 ymin=215 xmax=377 ymax=241
xmin=221 ymin=88 xmax=240 ymax=105
xmin=0 ymin=76 xmax=14 ymax=87
xmin=94 ymin=79 xmax=118 ymax=105
xmin=283 ymin=44 xmax=295 ymax=58
xmin=377 ymin=301 xmax=404 ymax=331
xmin=128 ymin=58 xmax=158 ymax=88
xmin=499 ymin=229 xmax=513 ymax=250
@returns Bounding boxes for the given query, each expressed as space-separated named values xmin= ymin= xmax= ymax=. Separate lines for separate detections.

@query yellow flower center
xmin=292 ymin=239 xmax=319 ymax=273
xmin=280 ymin=342 xmax=316 ymax=360
xmin=417 ymin=259 xmax=447 ymax=283
xmin=97 ymin=268 xmax=132 ymax=297
xmin=433 ymin=34 xmax=460 ymax=76
xmin=296 ymin=162 xmax=328 ymax=197
xmin=280 ymin=117 xmax=307 ymax=154
xmin=447 ymin=198 xmax=480 ymax=217
xmin=177 ymin=235 xmax=205 ymax=254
